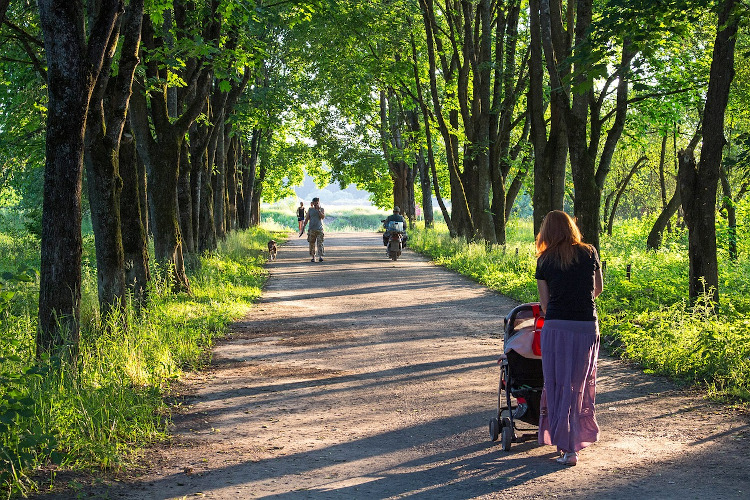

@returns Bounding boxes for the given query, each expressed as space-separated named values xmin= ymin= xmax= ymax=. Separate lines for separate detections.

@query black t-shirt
xmin=297 ymin=207 xmax=305 ymax=219
xmin=535 ymin=245 xmax=600 ymax=321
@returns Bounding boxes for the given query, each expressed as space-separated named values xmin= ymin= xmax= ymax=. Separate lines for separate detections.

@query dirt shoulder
xmin=46 ymin=232 xmax=750 ymax=499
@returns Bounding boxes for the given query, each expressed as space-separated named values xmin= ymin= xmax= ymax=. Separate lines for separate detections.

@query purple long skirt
xmin=538 ymin=319 xmax=600 ymax=453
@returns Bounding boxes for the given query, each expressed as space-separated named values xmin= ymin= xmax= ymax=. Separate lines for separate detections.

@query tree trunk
xmin=177 ymin=141 xmax=195 ymax=254
xmin=84 ymin=1 xmax=135 ymax=321
xmin=137 ymin=142 xmax=149 ymax=236
xmin=678 ymin=149 xmax=713 ymax=302
xmin=119 ymin=129 xmax=150 ymax=307
xmin=566 ymin=0 xmax=597 ymax=247
xmin=719 ymin=167 xmax=737 ymax=261
xmin=416 ymin=148 xmax=433 ymax=228
xmin=244 ymin=129 xmax=261 ymax=227
xmin=505 ymin=156 xmax=531 ymax=223
xmin=189 ymin=125 xmax=203 ymax=251
xmin=131 ymin=81 xmax=196 ymax=290
xmin=235 ymin=141 xmax=246 ymax=230
xmin=198 ymin=157 xmax=217 ymax=253
xmin=392 ymin=161 xmax=411 ymax=216
xmin=250 ymin=180 xmax=263 ymax=227
xmin=489 ymin=1 xmax=523 ymax=245
xmin=85 ymin=128 xmax=127 ymax=323
xmin=680 ymin=0 xmax=738 ymax=305
xmin=226 ymin=133 xmax=238 ymax=231
xmin=649 ymin=121 xmax=703 ymax=251
xmin=420 ymin=0 xmax=472 ymax=238
xmin=37 ymin=0 xmax=121 ymax=356
xmin=468 ymin=0 xmax=496 ymax=243
xmin=530 ymin=0 xmax=567 ymax=234
xmin=197 ymin=119 xmax=218 ymax=252
xmin=410 ymin=31 xmax=448 ymax=232
xmin=149 ymin=134 xmax=191 ymax=292
xmin=213 ymin=112 xmax=226 ymax=240
xmin=130 ymin=9 xmax=213 ymax=289
xmin=565 ymin=0 xmax=634 ymax=251
xmin=646 ymin=184 xmax=681 ymax=251
xmin=658 ymin=133 xmax=672 ymax=233
xmin=379 ymin=89 xmax=413 ymax=220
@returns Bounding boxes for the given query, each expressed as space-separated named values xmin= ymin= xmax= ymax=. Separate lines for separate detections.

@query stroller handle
xmin=503 ymin=302 xmax=542 ymax=329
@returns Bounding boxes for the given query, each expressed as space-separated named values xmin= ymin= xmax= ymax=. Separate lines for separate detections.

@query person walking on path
xmin=300 ymin=197 xmax=325 ymax=262
xmin=297 ymin=202 xmax=306 ymax=234
xmin=535 ymin=210 xmax=603 ymax=466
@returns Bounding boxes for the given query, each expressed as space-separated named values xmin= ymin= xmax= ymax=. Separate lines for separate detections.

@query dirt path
xmin=77 ymin=232 xmax=748 ymax=499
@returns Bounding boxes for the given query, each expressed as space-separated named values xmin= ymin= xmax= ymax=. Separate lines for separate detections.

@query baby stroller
xmin=489 ymin=302 xmax=545 ymax=451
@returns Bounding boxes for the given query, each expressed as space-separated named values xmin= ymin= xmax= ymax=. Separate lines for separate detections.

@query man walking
xmin=301 ymin=197 xmax=325 ymax=262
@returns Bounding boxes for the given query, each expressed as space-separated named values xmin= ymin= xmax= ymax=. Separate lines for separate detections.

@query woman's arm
xmin=594 ymin=266 xmax=603 ymax=298
xmin=537 ymin=279 xmax=549 ymax=313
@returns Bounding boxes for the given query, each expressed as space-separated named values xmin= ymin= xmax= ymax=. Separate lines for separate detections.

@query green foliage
xmin=409 ymin=218 xmax=750 ymax=403
xmin=260 ymin=207 xmax=389 ymax=232
xmin=409 ymin=220 xmax=539 ymax=303
xmin=0 ymin=226 xmax=278 ymax=497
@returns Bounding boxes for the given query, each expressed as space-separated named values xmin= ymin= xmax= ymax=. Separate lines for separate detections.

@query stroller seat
xmin=490 ymin=302 xmax=545 ymax=450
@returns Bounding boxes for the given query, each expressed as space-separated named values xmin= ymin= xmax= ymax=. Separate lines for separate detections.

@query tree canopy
xmin=0 ymin=0 xmax=749 ymax=344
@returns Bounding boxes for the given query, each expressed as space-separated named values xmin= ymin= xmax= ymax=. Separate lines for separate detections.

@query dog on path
xmin=267 ymin=240 xmax=278 ymax=261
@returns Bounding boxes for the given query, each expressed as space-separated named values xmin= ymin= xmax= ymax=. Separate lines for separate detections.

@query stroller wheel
xmin=489 ymin=417 xmax=500 ymax=442
xmin=500 ymin=417 xmax=513 ymax=451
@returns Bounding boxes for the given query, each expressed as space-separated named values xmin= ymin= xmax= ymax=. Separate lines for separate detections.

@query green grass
xmin=0 ymin=226 xmax=280 ymax=497
xmin=408 ymin=218 xmax=750 ymax=403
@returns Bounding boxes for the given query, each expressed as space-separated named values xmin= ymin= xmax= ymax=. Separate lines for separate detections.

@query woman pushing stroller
xmin=535 ymin=210 xmax=603 ymax=466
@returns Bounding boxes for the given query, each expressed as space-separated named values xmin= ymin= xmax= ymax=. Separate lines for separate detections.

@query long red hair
xmin=535 ymin=210 xmax=592 ymax=270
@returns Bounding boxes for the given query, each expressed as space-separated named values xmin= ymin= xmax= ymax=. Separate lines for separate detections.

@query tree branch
xmin=600 ymin=86 xmax=697 ymax=124
xmin=3 ymin=20 xmax=47 ymax=82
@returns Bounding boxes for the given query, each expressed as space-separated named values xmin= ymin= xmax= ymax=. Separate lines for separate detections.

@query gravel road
xmin=60 ymin=232 xmax=750 ymax=499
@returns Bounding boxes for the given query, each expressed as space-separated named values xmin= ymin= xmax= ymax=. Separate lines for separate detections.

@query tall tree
xmin=419 ymin=0 xmax=499 ymax=242
xmin=129 ymin=1 xmax=216 ymax=291
xmin=539 ymin=0 xmax=637 ymax=249
xmin=529 ymin=0 xmax=567 ymax=233
xmin=36 ymin=0 xmax=122 ymax=355
xmin=679 ymin=0 xmax=740 ymax=305
xmin=84 ymin=0 xmax=144 ymax=322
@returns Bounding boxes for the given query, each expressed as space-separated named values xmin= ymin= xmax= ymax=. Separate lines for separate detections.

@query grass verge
xmin=408 ymin=219 xmax=750 ymax=403
xmin=0 ymin=227 xmax=281 ymax=498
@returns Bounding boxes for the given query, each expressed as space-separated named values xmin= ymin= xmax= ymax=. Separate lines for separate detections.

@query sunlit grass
xmin=0 ymin=225 xmax=281 ymax=496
